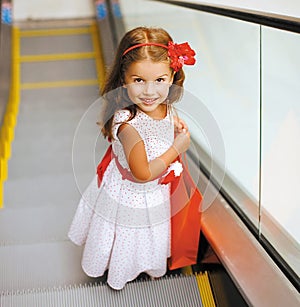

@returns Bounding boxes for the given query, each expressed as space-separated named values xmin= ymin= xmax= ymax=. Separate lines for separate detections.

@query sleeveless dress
xmin=68 ymin=108 xmax=174 ymax=290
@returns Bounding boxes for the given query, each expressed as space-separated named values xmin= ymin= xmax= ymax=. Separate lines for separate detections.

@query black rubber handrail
xmin=154 ymin=0 xmax=300 ymax=33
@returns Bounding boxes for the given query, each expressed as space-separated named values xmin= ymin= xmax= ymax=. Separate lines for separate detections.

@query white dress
xmin=68 ymin=108 xmax=174 ymax=290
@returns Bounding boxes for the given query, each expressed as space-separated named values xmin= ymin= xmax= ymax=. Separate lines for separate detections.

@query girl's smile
xmin=124 ymin=59 xmax=174 ymax=118
xmin=140 ymin=98 xmax=158 ymax=105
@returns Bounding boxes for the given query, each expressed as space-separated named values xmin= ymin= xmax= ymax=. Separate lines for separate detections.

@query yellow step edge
xmin=20 ymin=52 xmax=96 ymax=62
xmin=181 ymin=266 xmax=193 ymax=276
xmin=0 ymin=157 xmax=8 ymax=181
xmin=0 ymin=26 xmax=20 ymax=208
xmin=20 ymin=27 xmax=92 ymax=37
xmin=0 ymin=143 xmax=9 ymax=173
xmin=195 ymin=272 xmax=216 ymax=307
xmin=3 ymin=112 xmax=17 ymax=128
xmin=21 ymin=79 xmax=99 ymax=90
xmin=90 ymin=23 xmax=106 ymax=89
xmin=1 ymin=125 xmax=14 ymax=143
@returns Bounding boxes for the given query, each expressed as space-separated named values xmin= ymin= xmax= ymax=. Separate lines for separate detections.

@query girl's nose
xmin=143 ymin=81 xmax=155 ymax=95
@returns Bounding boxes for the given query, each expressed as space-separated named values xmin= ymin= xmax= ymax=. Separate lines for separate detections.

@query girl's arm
xmin=118 ymin=123 xmax=190 ymax=182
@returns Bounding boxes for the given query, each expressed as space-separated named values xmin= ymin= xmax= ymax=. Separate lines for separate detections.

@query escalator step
xmin=195 ymin=272 xmax=216 ymax=307
xmin=1 ymin=275 xmax=204 ymax=307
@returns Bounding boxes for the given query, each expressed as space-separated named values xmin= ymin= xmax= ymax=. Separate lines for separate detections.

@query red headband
xmin=122 ymin=41 xmax=196 ymax=72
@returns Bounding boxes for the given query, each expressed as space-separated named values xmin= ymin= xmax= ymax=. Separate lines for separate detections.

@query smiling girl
xmin=68 ymin=26 xmax=196 ymax=290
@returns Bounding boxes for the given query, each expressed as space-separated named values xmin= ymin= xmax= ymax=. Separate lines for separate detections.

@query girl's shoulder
xmin=112 ymin=109 xmax=133 ymax=140
xmin=113 ymin=109 xmax=131 ymax=124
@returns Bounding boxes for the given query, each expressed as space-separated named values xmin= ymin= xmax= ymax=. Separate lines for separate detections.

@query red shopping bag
xmin=161 ymin=156 xmax=202 ymax=270
xmin=97 ymin=147 xmax=202 ymax=270
xmin=96 ymin=145 xmax=113 ymax=188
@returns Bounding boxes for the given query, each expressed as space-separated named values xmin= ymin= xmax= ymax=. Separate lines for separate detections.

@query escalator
xmin=0 ymin=19 xmax=231 ymax=307
xmin=1 ymin=1 xmax=299 ymax=306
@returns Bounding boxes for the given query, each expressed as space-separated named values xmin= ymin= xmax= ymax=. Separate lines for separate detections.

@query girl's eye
xmin=134 ymin=78 xmax=144 ymax=83
xmin=156 ymin=78 xmax=165 ymax=83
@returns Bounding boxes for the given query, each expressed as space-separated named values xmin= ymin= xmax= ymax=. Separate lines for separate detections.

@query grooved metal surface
xmin=0 ymin=241 xmax=96 ymax=292
xmin=0 ymin=23 xmax=102 ymax=292
xmin=1 ymin=275 xmax=203 ymax=307
xmin=20 ymin=33 xmax=94 ymax=55
xmin=21 ymin=59 xmax=97 ymax=83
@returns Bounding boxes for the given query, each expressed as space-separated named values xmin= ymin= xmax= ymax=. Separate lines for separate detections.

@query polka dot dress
xmin=68 ymin=109 xmax=175 ymax=290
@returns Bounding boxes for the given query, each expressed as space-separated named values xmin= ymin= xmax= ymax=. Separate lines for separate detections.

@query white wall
xmin=12 ymin=0 xmax=300 ymax=21
xmin=120 ymin=0 xmax=300 ymax=19
xmin=192 ymin=0 xmax=300 ymax=18
xmin=13 ymin=0 xmax=95 ymax=21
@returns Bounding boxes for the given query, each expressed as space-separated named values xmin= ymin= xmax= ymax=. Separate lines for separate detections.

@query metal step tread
xmin=0 ymin=203 xmax=76 ymax=245
xmin=0 ymin=240 xmax=93 ymax=292
xmin=1 ymin=274 xmax=204 ymax=307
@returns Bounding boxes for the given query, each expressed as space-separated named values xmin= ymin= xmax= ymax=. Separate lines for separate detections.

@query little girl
xmin=68 ymin=26 xmax=196 ymax=290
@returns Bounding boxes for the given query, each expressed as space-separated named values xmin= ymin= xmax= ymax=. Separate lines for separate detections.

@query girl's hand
xmin=173 ymin=130 xmax=190 ymax=154
xmin=174 ymin=116 xmax=189 ymax=134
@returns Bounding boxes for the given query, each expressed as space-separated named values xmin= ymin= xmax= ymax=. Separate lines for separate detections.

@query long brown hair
xmin=100 ymin=27 xmax=185 ymax=140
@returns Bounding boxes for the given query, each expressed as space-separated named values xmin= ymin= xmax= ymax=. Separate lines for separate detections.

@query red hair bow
xmin=168 ymin=42 xmax=196 ymax=72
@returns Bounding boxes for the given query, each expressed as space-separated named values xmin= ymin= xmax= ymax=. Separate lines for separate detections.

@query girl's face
xmin=123 ymin=59 xmax=174 ymax=117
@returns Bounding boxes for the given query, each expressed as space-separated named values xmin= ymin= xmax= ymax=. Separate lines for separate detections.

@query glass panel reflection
xmin=261 ymin=26 xmax=300 ymax=276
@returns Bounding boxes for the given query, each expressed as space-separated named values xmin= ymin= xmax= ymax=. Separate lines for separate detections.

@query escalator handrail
xmin=154 ymin=0 xmax=300 ymax=33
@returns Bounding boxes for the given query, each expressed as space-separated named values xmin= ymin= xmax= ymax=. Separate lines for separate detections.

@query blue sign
xmin=112 ymin=2 xmax=122 ymax=18
xmin=96 ymin=1 xmax=107 ymax=20
xmin=1 ymin=4 xmax=12 ymax=24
